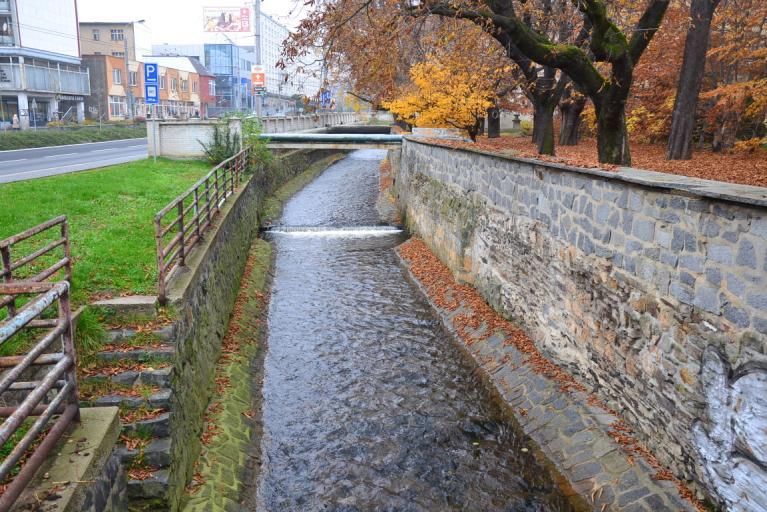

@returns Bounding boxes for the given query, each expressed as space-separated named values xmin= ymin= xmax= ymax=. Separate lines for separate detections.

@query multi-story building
xmin=255 ymin=13 xmax=322 ymax=115
xmin=152 ymin=43 xmax=256 ymax=116
xmin=0 ymin=0 xmax=90 ymax=130
xmin=81 ymin=22 xmax=206 ymax=121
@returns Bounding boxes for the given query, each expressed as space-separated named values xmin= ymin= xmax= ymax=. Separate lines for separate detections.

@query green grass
xmin=0 ymin=158 xmax=210 ymax=307
xmin=0 ymin=125 xmax=146 ymax=150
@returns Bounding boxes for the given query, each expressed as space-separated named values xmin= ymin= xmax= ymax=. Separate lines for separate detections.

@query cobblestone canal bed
xmin=253 ymin=150 xmax=581 ymax=511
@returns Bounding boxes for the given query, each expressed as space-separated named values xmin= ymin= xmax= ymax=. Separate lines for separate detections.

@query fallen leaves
xmin=398 ymin=237 xmax=705 ymax=512
xmin=422 ymin=134 xmax=767 ymax=188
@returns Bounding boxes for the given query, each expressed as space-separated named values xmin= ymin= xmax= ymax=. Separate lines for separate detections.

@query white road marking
xmin=0 ymin=154 xmax=146 ymax=179
xmin=0 ymin=158 xmax=28 ymax=163
xmin=43 ymin=152 xmax=77 ymax=158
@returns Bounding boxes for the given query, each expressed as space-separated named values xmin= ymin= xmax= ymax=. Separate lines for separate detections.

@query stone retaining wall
xmin=164 ymin=149 xmax=341 ymax=510
xmin=392 ymin=139 xmax=767 ymax=510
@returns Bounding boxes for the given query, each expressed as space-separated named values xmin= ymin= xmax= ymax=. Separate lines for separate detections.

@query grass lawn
xmin=0 ymin=158 xmax=210 ymax=307
xmin=0 ymin=125 xmax=146 ymax=150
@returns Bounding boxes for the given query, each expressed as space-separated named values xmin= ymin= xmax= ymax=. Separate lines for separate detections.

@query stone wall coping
xmin=404 ymin=137 xmax=767 ymax=208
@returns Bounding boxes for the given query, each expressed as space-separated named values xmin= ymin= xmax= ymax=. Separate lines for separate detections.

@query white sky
xmin=77 ymin=0 xmax=310 ymax=46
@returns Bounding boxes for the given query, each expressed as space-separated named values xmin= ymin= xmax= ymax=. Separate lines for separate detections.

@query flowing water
xmin=254 ymin=150 xmax=576 ymax=511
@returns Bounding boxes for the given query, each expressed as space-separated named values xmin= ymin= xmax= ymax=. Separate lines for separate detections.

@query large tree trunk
xmin=596 ymin=101 xmax=631 ymax=165
xmin=666 ymin=0 xmax=720 ymax=160
xmin=558 ymin=95 xmax=586 ymax=145
xmin=487 ymin=106 xmax=501 ymax=138
xmin=532 ymin=101 xmax=556 ymax=155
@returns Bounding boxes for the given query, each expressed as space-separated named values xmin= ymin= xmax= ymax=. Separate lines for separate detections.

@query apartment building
xmin=0 ymin=0 xmax=90 ymax=129
xmin=80 ymin=22 xmax=206 ymax=121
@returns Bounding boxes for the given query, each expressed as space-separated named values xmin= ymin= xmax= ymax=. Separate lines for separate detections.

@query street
xmin=0 ymin=138 xmax=147 ymax=184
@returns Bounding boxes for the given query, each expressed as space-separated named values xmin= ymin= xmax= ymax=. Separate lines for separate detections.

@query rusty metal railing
xmin=1 ymin=216 xmax=72 ymax=318
xmin=154 ymin=147 xmax=251 ymax=304
xmin=0 ymin=281 xmax=79 ymax=510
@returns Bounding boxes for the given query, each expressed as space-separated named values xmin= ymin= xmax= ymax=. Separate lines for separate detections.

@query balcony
xmin=24 ymin=64 xmax=91 ymax=95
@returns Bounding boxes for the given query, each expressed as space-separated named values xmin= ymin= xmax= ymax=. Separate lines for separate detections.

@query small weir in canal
xmin=252 ymin=150 xmax=578 ymax=511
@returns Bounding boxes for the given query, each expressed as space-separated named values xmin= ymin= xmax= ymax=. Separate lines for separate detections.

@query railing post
xmin=194 ymin=188 xmax=201 ymax=242
xmin=205 ymin=176 xmax=211 ymax=225
xmin=177 ymin=201 xmax=186 ymax=267
xmin=1 ymin=245 xmax=15 ymax=317
xmin=58 ymin=285 xmax=79 ymax=420
xmin=214 ymin=168 xmax=220 ymax=212
xmin=154 ymin=217 xmax=167 ymax=305
xmin=60 ymin=217 xmax=72 ymax=283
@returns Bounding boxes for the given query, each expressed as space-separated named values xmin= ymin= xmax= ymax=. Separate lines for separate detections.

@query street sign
xmin=144 ymin=63 xmax=159 ymax=84
xmin=145 ymin=84 xmax=159 ymax=104
xmin=251 ymin=65 xmax=265 ymax=89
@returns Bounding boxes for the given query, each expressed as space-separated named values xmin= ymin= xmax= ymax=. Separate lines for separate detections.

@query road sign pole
xmin=153 ymin=105 xmax=158 ymax=164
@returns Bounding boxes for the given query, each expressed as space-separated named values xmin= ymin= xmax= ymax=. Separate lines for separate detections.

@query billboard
xmin=203 ymin=7 xmax=251 ymax=32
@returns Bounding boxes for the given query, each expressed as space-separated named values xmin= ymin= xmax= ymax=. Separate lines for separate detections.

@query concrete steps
xmin=79 ymin=323 xmax=176 ymax=508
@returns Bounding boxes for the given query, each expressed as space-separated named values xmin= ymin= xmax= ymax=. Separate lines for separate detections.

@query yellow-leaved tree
xmin=384 ymin=53 xmax=506 ymax=141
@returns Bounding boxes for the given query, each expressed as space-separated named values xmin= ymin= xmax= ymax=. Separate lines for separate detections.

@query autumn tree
xmin=666 ymin=0 xmax=721 ymax=159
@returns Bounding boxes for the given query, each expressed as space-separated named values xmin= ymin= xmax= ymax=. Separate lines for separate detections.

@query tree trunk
xmin=558 ymin=97 xmax=585 ymax=145
xmin=666 ymin=0 xmax=720 ymax=160
xmin=596 ymin=102 xmax=631 ymax=165
xmin=532 ymin=101 xmax=555 ymax=155
xmin=487 ymin=106 xmax=501 ymax=138
xmin=477 ymin=117 xmax=485 ymax=136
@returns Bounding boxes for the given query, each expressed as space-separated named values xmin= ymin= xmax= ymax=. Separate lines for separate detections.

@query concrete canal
xmin=251 ymin=150 xmax=579 ymax=511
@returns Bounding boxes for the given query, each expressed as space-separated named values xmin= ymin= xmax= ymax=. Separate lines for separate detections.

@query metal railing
xmin=154 ymin=147 xmax=251 ymax=304
xmin=0 ymin=281 xmax=79 ymax=511
xmin=1 ymin=216 xmax=72 ymax=318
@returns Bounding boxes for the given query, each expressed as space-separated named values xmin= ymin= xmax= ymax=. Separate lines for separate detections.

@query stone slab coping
xmin=13 ymin=407 xmax=121 ymax=512
xmin=92 ymin=296 xmax=158 ymax=317
xmin=397 ymin=253 xmax=697 ymax=512
xmin=404 ymin=137 xmax=767 ymax=208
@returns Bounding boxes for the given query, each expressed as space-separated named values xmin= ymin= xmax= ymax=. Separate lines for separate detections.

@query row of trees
xmin=284 ymin=0 xmax=767 ymax=165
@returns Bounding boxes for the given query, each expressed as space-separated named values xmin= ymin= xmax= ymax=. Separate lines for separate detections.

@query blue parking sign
xmin=145 ymin=84 xmax=159 ymax=104
xmin=144 ymin=63 xmax=159 ymax=84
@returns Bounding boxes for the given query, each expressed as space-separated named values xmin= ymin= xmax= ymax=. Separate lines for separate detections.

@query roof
xmin=187 ymin=57 xmax=214 ymax=78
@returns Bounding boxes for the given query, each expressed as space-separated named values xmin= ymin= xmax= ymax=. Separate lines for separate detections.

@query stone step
xmin=118 ymin=437 xmax=172 ymax=469
xmin=88 ymin=389 xmax=171 ymax=410
xmin=106 ymin=325 xmax=174 ymax=345
xmin=81 ymin=367 xmax=173 ymax=389
xmin=122 ymin=412 xmax=171 ymax=438
xmin=127 ymin=469 xmax=169 ymax=500
xmin=95 ymin=345 xmax=175 ymax=363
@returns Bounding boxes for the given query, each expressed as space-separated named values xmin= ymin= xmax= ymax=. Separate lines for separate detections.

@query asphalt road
xmin=0 ymin=138 xmax=148 ymax=184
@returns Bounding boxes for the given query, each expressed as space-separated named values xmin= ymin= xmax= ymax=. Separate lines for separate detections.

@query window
xmin=110 ymin=29 xmax=124 ymax=41
xmin=112 ymin=68 xmax=121 ymax=85
xmin=111 ymin=51 xmax=125 ymax=58
xmin=208 ymin=81 xmax=215 ymax=96
xmin=92 ymin=29 xmax=100 ymax=41
xmin=170 ymin=78 xmax=177 ymax=91
xmin=109 ymin=95 xmax=126 ymax=117
xmin=159 ymin=75 xmax=166 ymax=90
xmin=181 ymin=79 xmax=188 ymax=92
xmin=128 ymin=71 xmax=137 ymax=86
xmin=192 ymin=81 xmax=198 ymax=93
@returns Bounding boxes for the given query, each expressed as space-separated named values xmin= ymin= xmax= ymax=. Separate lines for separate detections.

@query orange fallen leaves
xmin=398 ymin=237 xmax=705 ymax=512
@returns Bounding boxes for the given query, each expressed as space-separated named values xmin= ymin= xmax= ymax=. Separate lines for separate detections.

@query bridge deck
xmin=260 ymin=133 xmax=402 ymax=150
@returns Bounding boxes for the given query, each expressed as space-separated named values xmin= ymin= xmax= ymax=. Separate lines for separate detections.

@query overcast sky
xmin=77 ymin=0 xmax=310 ymax=45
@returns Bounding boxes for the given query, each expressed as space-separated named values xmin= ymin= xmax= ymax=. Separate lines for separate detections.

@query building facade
xmin=0 ymin=0 xmax=90 ymax=129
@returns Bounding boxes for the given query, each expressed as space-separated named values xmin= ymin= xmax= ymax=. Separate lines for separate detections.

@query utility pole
xmin=254 ymin=0 xmax=262 ymax=118
xmin=123 ymin=27 xmax=134 ymax=120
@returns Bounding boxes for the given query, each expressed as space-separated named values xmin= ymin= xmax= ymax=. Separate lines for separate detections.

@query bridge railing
xmin=154 ymin=146 xmax=251 ymax=304
xmin=0 ymin=280 xmax=79 ymax=510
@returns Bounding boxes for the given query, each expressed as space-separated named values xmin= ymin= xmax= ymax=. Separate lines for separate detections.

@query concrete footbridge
xmin=259 ymin=132 xmax=403 ymax=150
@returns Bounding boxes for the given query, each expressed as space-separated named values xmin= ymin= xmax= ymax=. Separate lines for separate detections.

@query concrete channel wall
xmin=392 ymin=138 xmax=767 ymax=510
xmin=162 ymin=148 xmax=342 ymax=510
